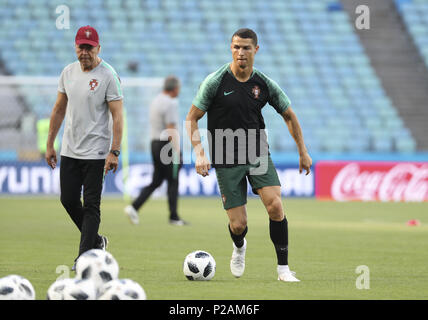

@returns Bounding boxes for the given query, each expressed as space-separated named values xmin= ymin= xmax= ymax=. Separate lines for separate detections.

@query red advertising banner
xmin=315 ymin=161 xmax=428 ymax=202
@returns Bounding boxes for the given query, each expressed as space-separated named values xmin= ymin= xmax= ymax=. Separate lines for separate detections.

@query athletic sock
xmin=228 ymin=224 xmax=248 ymax=248
xmin=269 ymin=218 xmax=288 ymax=265
xmin=277 ymin=265 xmax=290 ymax=274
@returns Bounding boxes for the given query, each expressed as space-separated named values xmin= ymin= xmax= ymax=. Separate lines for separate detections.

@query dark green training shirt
xmin=192 ymin=63 xmax=291 ymax=168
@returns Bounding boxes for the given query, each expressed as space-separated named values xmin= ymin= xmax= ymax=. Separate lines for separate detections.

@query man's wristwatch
xmin=110 ymin=150 xmax=120 ymax=157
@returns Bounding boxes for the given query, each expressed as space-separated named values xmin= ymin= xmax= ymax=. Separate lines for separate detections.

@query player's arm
xmin=185 ymin=105 xmax=210 ymax=177
xmin=105 ymin=99 xmax=123 ymax=174
xmin=46 ymin=91 xmax=68 ymax=169
xmin=281 ymin=107 xmax=312 ymax=175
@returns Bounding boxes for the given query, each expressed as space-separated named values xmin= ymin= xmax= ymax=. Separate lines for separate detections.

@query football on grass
xmin=0 ymin=275 xmax=35 ymax=300
xmin=46 ymin=278 xmax=75 ymax=300
xmin=98 ymin=279 xmax=147 ymax=300
xmin=183 ymin=250 xmax=216 ymax=281
xmin=75 ymin=249 xmax=119 ymax=290
xmin=62 ymin=279 xmax=97 ymax=300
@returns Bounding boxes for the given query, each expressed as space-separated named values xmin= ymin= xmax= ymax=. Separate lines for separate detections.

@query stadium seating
xmin=0 ymin=0 xmax=417 ymax=159
xmin=396 ymin=0 xmax=428 ymax=66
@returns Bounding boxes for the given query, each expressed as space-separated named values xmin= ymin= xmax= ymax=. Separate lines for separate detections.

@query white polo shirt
xmin=58 ymin=59 xmax=123 ymax=159
xmin=149 ymin=92 xmax=179 ymax=141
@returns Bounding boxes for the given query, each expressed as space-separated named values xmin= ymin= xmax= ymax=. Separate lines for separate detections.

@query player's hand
xmin=46 ymin=146 xmax=57 ymax=169
xmin=104 ymin=153 xmax=119 ymax=175
xmin=299 ymin=152 xmax=312 ymax=176
xmin=195 ymin=153 xmax=211 ymax=177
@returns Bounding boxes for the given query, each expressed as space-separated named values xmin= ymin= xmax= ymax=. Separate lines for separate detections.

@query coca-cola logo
xmin=331 ymin=163 xmax=428 ymax=202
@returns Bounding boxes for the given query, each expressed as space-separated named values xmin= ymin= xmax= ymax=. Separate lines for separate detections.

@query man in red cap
xmin=74 ymin=25 xmax=101 ymax=71
xmin=45 ymin=25 xmax=124 ymax=270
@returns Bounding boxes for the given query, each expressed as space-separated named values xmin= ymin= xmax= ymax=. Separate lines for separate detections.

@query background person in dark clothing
xmin=124 ymin=76 xmax=188 ymax=226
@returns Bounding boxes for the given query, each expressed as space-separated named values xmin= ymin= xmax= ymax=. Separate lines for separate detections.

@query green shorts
xmin=215 ymin=156 xmax=281 ymax=210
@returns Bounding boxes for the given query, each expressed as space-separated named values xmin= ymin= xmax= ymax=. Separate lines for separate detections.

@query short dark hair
xmin=231 ymin=28 xmax=258 ymax=46
xmin=163 ymin=75 xmax=180 ymax=91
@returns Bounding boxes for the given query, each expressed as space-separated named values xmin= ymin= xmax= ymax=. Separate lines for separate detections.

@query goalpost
xmin=0 ymin=75 xmax=164 ymax=200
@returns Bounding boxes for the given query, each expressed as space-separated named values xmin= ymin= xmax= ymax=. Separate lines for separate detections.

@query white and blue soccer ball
xmin=62 ymin=279 xmax=97 ymax=300
xmin=75 ymin=249 xmax=119 ymax=291
xmin=183 ymin=250 xmax=216 ymax=281
xmin=97 ymin=279 xmax=147 ymax=300
xmin=0 ymin=275 xmax=35 ymax=300
xmin=0 ymin=276 xmax=21 ymax=300
xmin=46 ymin=278 xmax=75 ymax=300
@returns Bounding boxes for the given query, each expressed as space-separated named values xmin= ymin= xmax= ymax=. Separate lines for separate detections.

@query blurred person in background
xmin=37 ymin=117 xmax=59 ymax=159
xmin=124 ymin=76 xmax=188 ymax=226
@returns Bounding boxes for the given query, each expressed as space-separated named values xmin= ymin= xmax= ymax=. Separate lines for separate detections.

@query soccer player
xmin=185 ymin=28 xmax=312 ymax=282
xmin=124 ymin=76 xmax=188 ymax=226
xmin=45 ymin=26 xmax=123 ymax=270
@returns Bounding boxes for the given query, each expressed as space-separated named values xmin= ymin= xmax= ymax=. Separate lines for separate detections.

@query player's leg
xmin=79 ymin=159 xmax=105 ymax=257
xmin=60 ymin=156 xmax=104 ymax=270
xmin=216 ymin=165 xmax=249 ymax=277
xmin=131 ymin=141 xmax=166 ymax=210
xmin=257 ymin=186 xmax=299 ymax=282
xmin=166 ymin=160 xmax=187 ymax=225
xmin=131 ymin=162 xmax=164 ymax=210
xmin=227 ymin=205 xmax=248 ymax=247
xmin=256 ymin=185 xmax=286 ymax=261
xmin=60 ymin=156 xmax=86 ymax=231
xmin=125 ymin=141 xmax=166 ymax=224
xmin=249 ymin=155 xmax=299 ymax=282
xmin=227 ymin=204 xmax=248 ymax=277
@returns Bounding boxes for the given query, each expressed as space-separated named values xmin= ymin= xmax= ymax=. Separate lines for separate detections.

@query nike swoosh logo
xmin=224 ymin=91 xmax=234 ymax=96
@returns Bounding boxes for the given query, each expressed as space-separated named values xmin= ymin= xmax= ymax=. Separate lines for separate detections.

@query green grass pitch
xmin=0 ymin=197 xmax=427 ymax=300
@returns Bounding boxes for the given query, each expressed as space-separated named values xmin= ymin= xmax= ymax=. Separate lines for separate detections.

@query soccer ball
xmin=75 ymin=249 xmax=119 ymax=290
xmin=0 ymin=277 xmax=20 ymax=300
xmin=0 ymin=275 xmax=35 ymax=300
xmin=46 ymin=278 xmax=75 ymax=300
xmin=183 ymin=250 xmax=216 ymax=281
xmin=62 ymin=279 xmax=97 ymax=300
xmin=5 ymin=275 xmax=35 ymax=300
xmin=98 ymin=279 xmax=147 ymax=300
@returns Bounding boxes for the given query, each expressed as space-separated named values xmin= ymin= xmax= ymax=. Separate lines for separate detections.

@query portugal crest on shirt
xmin=89 ymin=79 xmax=98 ymax=90
xmin=252 ymin=85 xmax=260 ymax=99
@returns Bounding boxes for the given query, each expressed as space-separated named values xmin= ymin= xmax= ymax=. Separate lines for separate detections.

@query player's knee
xmin=230 ymin=219 xmax=247 ymax=235
xmin=150 ymin=179 xmax=163 ymax=189
xmin=266 ymin=197 xmax=284 ymax=220
xmin=83 ymin=203 xmax=100 ymax=215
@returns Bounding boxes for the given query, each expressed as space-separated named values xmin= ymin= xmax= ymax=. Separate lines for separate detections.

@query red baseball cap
xmin=75 ymin=25 xmax=99 ymax=46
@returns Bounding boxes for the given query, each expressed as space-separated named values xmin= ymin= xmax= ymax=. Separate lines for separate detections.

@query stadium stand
xmin=0 ymin=0 xmax=419 ymax=161
xmin=396 ymin=0 xmax=428 ymax=67
xmin=393 ymin=0 xmax=428 ymax=150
